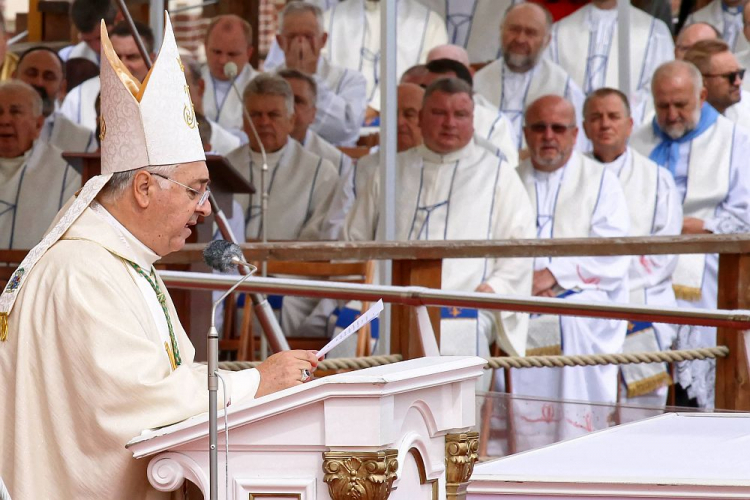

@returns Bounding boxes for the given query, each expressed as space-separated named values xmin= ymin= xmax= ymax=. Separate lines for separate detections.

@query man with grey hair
xmin=474 ymin=3 xmax=585 ymax=149
xmin=0 ymin=80 xmax=80 ymax=248
xmin=345 ymin=78 xmax=534 ymax=375
xmin=225 ymin=73 xmax=339 ymax=336
xmin=272 ymin=1 xmax=367 ymax=146
xmin=630 ymin=60 xmax=750 ymax=409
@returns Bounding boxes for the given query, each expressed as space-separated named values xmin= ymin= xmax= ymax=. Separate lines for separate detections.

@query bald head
xmin=427 ymin=44 xmax=471 ymax=68
xmin=651 ymin=61 xmax=706 ymax=139
xmin=397 ymin=83 xmax=425 ymax=151
xmin=524 ymin=95 xmax=578 ymax=172
xmin=675 ymin=23 xmax=720 ymax=59
xmin=502 ymin=3 xmax=552 ymax=73
xmin=401 ymin=64 xmax=429 ymax=86
xmin=205 ymin=14 xmax=254 ymax=81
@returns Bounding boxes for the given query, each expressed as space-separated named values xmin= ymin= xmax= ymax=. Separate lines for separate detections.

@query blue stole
xmin=647 ymin=103 xmax=719 ymax=176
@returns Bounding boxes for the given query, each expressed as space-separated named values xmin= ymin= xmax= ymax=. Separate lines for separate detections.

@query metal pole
xmin=617 ymin=0 xmax=631 ymax=96
xmin=150 ymin=0 xmax=165 ymax=51
xmin=378 ymin=0 xmax=397 ymax=354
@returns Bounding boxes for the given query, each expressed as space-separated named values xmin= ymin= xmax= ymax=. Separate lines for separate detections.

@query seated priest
xmin=224 ymin=74 xmax=339 ymax=336
xmin=344 ymin=77 xmax=534 ymax=369
xmin=684 ymin=0 xmax=749 ymax=53
xmin=546 ymin=0 xmax=674 ymax=96
xmin=324 ymin=82 xmax=425 ymax=240
xmin=0 ymin=17 xmax=317 ymax=499
xmin=684 ymin=39 xmax=750 ymax=130
xmin=274 ymin=1 xmax=367 ymax=146
xmin=630 ymin=60 xmax=750 ymax=409
xmin=512 ymin=95 xmax=631 ymax=448
xmin=14 ymin=46 xmax=96 ymax=152
xmin=0 ymin=80 xmax=80 ymax=249
xmin=201 ymin=14 xmax=260 ymax=141
xmin=474 ymin=3 xmax=585 ymax=150
xmin=583 ymin=88 xmax=682 ymax=408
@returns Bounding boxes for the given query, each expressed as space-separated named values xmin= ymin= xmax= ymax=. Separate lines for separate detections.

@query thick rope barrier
xmin=218 ymin=354 xmax=403 ymax=371
xmin=217 ymin=347 xmax=728 ymax=372
xmin=486 ymin=346 xmax=729 ymax=369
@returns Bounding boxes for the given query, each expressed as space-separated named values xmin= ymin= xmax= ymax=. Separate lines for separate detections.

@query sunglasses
xmin=703 ymin=68 xmax=745 ymax=84
xmin=526 ymin=122 xmax=576 ymax=134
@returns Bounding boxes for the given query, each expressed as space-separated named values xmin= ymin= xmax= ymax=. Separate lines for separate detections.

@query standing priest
xmin=630 ymin=60 xmax=750 ymax=409
xmin=0 ymin=16 xmax=317 ymax=499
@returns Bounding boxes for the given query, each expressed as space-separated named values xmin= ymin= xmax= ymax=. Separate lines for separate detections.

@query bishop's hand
xmin=255 ymin=350 xmax=319 ymax=397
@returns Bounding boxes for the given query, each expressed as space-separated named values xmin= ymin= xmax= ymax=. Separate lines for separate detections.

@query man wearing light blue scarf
xmin=630 ymin=60 xmax=750 ymax=410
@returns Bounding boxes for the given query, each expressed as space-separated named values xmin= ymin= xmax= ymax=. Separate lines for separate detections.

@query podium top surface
xmin=471 ymin=412 xmax=750 ymax=490
xmin=127 ymin=356 xmax=485 ymax=455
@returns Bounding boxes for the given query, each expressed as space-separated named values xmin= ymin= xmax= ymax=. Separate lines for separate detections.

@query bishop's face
xmin=419 ymin=90 xmax=474 ymax=154
xmin=244 ymin=93 xmax=295 ymax=153
xmin=0 ymin=88 xmax=44 ymax=158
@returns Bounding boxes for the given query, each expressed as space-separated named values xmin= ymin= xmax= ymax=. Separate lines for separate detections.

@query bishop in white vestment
xmin=0 ymin=17 xmax=316 ymax=498
xmin=474 ymin=3 xmax=586 ymax=149
xmin=583 ymin=88 xmax=682 ymax=407
xmin=547 ymin=0 xmax=674 ymax=95
xmin=511 ymin=96 xmax=630 ymax=449
xmin=685 ymin=0 xmax=750 ymax=53
xmin=344 ymin=78 xmax=534 ymax=360
xmin=630 ymin=61 xmax=750 ymax=408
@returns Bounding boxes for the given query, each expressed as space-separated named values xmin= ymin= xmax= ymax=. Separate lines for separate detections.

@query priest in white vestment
xmin=274 ymin=1 xmax=367 ymax=146
xmin=735 ymin=3 xmax=750 ymax=91
xmin=0 ymin=81 xmax=81 ymax=249
xmin=326 ymin=83 xmax=425 ymax=240
xmin=630 ymin=60 xmax=750 ymax=408
xmin=685 ymin=0 xmax=750 ymax=53
xmin=583 ymin=88 xmax=682 ymax=408
xmin=417 ymin=0 xmax=518 ymax=64
xmin=344 ymin=77 xmax=534 ymax=362
xmin=512 ymin=95 xmax=630 ymax=449
xmin=474 ymin=3 xmax=586 ymax=150
xmin=59 ymin=20 xmax=156 ymax=133
xmin=224 ymin=74 xmax=339 ymax=336
xmin=15 ymin=47 xmax=96 ymax=152
xmin=684 ymin=39 xmax=750 ymax=131
xmin=0 ymin=17 xmax=318 ymax=499
xmin=546 ymin=0 xmax=674 ymax=96
xmin=58 ymin=0 xmax=116 ymax=64
xmin=201 ymin=15 xmax=260 ymax=141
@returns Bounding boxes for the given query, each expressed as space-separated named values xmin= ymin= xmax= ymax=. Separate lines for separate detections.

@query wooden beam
xmin=390 ymin=259 xmax=441 ymax=359
xmin=715 ymin=253 xmax=750 ymax=410
xmin=160 ymin=234 xmax=750 ymax=265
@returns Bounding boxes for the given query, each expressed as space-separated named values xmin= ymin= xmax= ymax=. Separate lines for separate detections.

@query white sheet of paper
xmin=317 ymin=299 xmax=384 ymax=359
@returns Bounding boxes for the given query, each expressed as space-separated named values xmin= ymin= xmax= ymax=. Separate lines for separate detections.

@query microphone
xmin=223 ymin=61 xmax=269 ymax=250
xmin=203 ymin=239 xmax=253 ymax=273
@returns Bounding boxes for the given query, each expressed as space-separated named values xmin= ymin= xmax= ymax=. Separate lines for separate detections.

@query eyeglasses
xmin=152 ymin=173 xmax=210 ymax=207
xmin=526 ymin=122 xmax=576 ymax=134
xmin=703 ymin=68 xmax=745 ymax=84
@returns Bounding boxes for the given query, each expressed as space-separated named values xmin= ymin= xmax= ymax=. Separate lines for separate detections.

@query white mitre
xmin=0 ymin=12 xmax=205 ymax=339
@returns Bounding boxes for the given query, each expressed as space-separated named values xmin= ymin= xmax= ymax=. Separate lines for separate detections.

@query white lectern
xmin=127 ymin=356 xmax=486 ymax=500
xmin=468 ymin=412 xmax=750 ymax=499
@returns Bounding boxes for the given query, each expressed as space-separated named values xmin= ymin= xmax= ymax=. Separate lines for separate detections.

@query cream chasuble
xmin=310 ymin=57 xmax=368 ymax=146
xmin=61 ymin=40 xmax=100 ymax=65
xmin=40 ymin=111 xmax=97 ymax=153
xmin=548 ymin=4 xmax=674 ymax=95
xmin=0 ymin=207 xmax=259 ymax=499
xmin=416 ymin=0 xmax=517 ymax=63
xmin=344 ymin=140 xmax=534 ymax=357
xmin=685 ymin=0 xmax=750 ymax=53
xmin=207 ymin=117 xmax=241 ymax=155
xmin=724 ymin=90 xmax=750 ymax=131
xmin=511 ymin=152 xmax=630 ymax=450
xmin=595 ymin=148 xmax=683 ymax=405
xmin=225 ymin=138 xmax=339 ymax=241
xmin=322 ymin=0 xmax=448 ymax=111
xmin=474 ymin=58 xmax=586 ymax=150
xmin=474 ymin=93 xmax=519 ymax=167
xmin=201 ymin=63 xmax=259 ymax=138
xmin=59 ymin=75 xmax=100 ymax=132
xmin=0 ymin=141 xmax=80 ymax=249
xmin=630 ymin=114 xmax=750 ymax=408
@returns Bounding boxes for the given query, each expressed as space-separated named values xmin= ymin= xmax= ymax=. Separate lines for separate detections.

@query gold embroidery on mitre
xmin=177 ymin=57 xmax=184 ymax=72
xmin=99 ymin=114 xmax=107 ymax=141
xmin=183 ymin=84 xmax=196 ymax=129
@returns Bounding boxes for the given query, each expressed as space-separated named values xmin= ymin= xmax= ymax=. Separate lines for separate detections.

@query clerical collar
xmin=0 ymin=149 xmax=32 ymax=178
xmin=590 ymin=4 xmax=618 ymax=21
xmin=502 ymin=59 xmax=534 ymax=80
xmin=417 ymin=140 xmax=475 ymax=164
xmin=596 ymin=148 xmax=629 ymax=176
xmin=89 ymin=201 xmax=162 ymax=268
xmin=593 ymin=148 xmax=627 ymax=166
xmin=249 ymin=137 xmax=289 ymax=166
